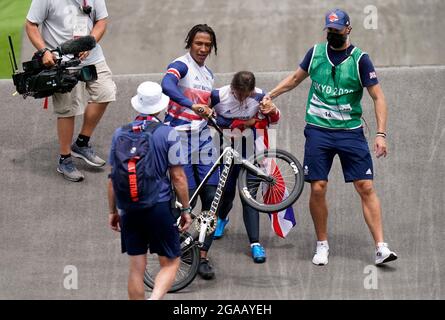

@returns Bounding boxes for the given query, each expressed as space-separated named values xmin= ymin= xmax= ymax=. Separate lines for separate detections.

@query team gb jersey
xmin=164 ymin=53 xmax=214 ymax=131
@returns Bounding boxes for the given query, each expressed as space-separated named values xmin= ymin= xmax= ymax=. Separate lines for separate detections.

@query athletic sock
xmin=76 ymin=134 xmax=90 ymax=148
xmin=317 ymin=240 xmax=329 ymax=247
xmin=59 ymin=154 xmax=71 ymax=164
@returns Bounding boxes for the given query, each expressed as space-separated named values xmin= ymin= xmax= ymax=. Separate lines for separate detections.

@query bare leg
xmin=309 ymin=180 xmax=329 ymax=241
xmin=57 ymin=116 xmax=75 ymax=155
xmin=79 ymin=102 xmax=108 ymax=137
xmin=128 ymin=255 xmax=147 ymax=300
xmin=149 ymin=256 xmax=180 ymax=300
xmin=353 ymin=180 xmax=384 ymax=245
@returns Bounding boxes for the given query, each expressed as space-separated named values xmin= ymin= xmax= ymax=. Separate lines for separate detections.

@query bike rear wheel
xmin=144 ymin=232 xmax=200 ymax=293
xmin=238 ymin=149 xmax=304 ymax=212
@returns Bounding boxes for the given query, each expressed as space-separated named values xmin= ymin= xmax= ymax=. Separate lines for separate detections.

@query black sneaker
xmin=198 ymin=258 xmax=215 ymax=280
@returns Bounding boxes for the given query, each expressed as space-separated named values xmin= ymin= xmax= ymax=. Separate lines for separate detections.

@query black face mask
xmin=327 ymin=32 xmax=347 ymax=49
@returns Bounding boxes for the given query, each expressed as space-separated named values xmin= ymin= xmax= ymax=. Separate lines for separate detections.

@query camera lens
xmin=80 ymin=65 xmax=97 ymax=81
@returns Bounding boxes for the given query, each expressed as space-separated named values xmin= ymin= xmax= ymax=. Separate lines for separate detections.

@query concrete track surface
xmin=0 ymin=66 xmax=444 ymax=299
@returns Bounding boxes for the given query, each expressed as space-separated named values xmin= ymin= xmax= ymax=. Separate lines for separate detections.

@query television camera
xmin=8 ymin=35 xmax=98 ymax=99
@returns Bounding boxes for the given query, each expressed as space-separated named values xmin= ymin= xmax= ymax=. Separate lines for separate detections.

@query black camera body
xmin=13 ymin=56 xmax=97 ymax=99
xmin=10 ymin=36 xmax=98 ymax=99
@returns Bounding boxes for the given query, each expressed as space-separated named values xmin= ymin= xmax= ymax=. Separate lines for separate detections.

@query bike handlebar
xmin=207 ymin=115 xmax=226 ymax=138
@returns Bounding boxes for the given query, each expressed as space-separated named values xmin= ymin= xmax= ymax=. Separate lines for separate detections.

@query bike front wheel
xmin=238 ymin=149 xmax=304 ymax=212
xmin=144 ymin=232 xmax=200 ymax=293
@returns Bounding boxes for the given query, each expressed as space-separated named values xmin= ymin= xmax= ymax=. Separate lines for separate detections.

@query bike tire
xmin=238 ymin=149 xmax=304 ymax=213
xmin=144 ymin=232 xmax=200 ymax=293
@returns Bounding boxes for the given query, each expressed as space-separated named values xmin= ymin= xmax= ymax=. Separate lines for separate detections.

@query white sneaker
xmin=312 ymin=241 xmax=329 ymax=266
xmin=375 ymin=242 xmax=398 ymax=265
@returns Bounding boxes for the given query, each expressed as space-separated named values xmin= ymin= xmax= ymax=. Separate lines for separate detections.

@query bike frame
xmin=180 ymin=117 xmax=275 ymax=247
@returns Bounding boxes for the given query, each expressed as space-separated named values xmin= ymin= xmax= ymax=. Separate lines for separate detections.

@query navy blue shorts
xmin=120 ymin=201 xmax=181 ymax=258
xmin=303 ymin=124 xmax=374 ymax=183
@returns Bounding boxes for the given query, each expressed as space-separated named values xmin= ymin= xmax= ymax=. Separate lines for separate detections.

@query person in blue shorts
xmin=108 ymin=81 xmax=192 ymax=300
xmin=264 ymin=9 xmax=397 ymax=266
xmin=161 ymin=24 xmax=219 ymax=279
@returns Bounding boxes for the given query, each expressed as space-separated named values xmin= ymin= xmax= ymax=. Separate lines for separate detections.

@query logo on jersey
xmin=329 ymin=13 xmax=339 ymax=22
xmin=369 ymin=71 xmax=377 ymax=79
xmin=167 ymin=68 xmax=181 ymax=80
xmin=366 ymin=168 xmax=373 ymax=175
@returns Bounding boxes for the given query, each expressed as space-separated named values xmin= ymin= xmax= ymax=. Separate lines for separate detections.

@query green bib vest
xmin=306 ymin=42 xmax=366 ymax=129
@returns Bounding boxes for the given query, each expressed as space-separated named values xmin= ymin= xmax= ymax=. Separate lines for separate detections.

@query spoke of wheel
xmin=271 ymin=180 xmax=288 ymax=193
xmin=270 ymin=184 xmax=282 ymax=203
xmin=176 ymin=267 xmax=187 ymax=278
xmin=264 ymin=184 xmax=275 ymax=204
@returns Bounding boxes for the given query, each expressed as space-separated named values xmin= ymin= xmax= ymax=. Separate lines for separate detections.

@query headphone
xmin=330 ymin=44 xmax=354 ymax=129
xmin=331 ymin=46 xmax=351 ymax=80
xmin=330 ymin=43 xmax=369 ymax=137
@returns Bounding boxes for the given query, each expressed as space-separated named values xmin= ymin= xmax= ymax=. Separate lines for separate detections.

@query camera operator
xmin=25 ymin=0 xmax=116 ymax=182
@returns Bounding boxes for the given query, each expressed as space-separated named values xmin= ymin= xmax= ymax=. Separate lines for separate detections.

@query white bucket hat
xmin=131 ymin=81 xmax=170 ymax=115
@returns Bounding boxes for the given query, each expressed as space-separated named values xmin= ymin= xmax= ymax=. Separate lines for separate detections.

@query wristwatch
xmin=180 ymin=207 xmax=192 ymax=214
xmin=36 ymin=47 xmax=50 ymax=59
xmin=376 ymin=132 xmax=387 ymax=138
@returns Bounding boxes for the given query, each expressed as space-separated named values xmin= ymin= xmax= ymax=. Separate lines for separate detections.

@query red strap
xmin=128 ymin=158 xmax=139 ymax=202
xmin=134 ymin=115 xmax=155 ymax=132
xmin=135 ymin=115 xmax=155 ymax=121
xmin=43 ymin=97 xmax=48 ymax=110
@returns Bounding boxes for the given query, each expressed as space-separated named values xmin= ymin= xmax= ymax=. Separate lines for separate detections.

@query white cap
xmin=131 ymin=81 xmax=170 ymax=115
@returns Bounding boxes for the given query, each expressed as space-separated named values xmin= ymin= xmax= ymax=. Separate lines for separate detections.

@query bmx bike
xmin=144 ymin=116 xmax=304 ymax=292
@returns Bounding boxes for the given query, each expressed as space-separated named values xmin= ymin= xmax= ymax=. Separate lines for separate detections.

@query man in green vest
xmin=264 ymin=9 xmax=397 ymax=266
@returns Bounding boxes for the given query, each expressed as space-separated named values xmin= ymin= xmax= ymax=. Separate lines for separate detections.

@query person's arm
xmin=259 ymin=92 xmax=280 ymax=124
xmin=25 ymin=20 xmax=56 ymax=67
xmin=268 ymin=67 xmax=309 ymax=100
xmin=107 ymin=176 xmax=120 ymax=232
xmin=107 ymin=131 xmax=120 ymax=231
xmin=162 ymin=62 xmax=211 ymax=117
xmin=79 ymin=18 xmax=107 ymax=60
xmin=93 ymin=0 xmax=108 ymax=41
xmin=367 ymin=84 xmax=388 ymax=158
xmin=169 ymin=165 xmax=192 ymax=232
xmin=358 ymin=54 xmax=379 ymax=88
xmin=265 ymin=106 xmax=280 ymax=124
xmin=209 ymin=89 xmax=220 ymax=108
xmin=162 ymin=61 xmax=193 ymax=108
xmin=91 ymin=18 xmax=107 ymax=42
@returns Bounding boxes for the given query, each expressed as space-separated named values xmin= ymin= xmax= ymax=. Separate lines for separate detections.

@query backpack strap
xmin=135 ymin=115 xmax=156 ymax=121
xmin=121 ymin=124 xmax=133 ymax=131
xmin=128 ymin=156 xmax=140 ymax=202
xmin=143 ymin=121 xmax=163 ymax=134
xmin=120 ymin=120 xmax=163 ymax=133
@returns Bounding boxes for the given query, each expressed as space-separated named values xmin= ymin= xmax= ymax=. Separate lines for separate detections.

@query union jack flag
xmin=254 ymin=120 xmax=296 ymax=238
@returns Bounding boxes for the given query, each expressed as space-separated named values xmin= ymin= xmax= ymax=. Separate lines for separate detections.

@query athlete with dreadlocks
xmin=161 ymin=24 xmax=218 ymax=280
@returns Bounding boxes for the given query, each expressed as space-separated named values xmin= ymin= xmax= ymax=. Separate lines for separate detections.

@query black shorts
xmin=120 ymin=201 xmax=181 ymax=258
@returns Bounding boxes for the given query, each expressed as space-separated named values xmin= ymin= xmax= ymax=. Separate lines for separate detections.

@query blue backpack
xmin=111 ymin=120 xmax=162 ymax=211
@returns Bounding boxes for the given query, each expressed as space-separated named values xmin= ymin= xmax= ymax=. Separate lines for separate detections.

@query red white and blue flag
xmin=254 ymin=120 xmax=296 ymax=238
